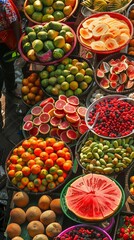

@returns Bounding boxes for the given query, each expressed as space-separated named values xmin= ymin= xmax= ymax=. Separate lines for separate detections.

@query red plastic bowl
xmin=77 ymin=12 xmax=133 ymax=55
xmin=18 ymin=23 xmax=77 ymax=65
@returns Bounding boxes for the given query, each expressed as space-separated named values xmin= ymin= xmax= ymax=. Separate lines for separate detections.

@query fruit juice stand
xmin=1 ymin=0 xmax=134 ymax=239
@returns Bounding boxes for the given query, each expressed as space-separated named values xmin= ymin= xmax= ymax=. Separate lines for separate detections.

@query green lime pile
xmin=39 ymin=57 xmax=94 ymax=97
xmin=21 ymin=22 xmax=74 ymax=62
xmin=24 ymin=0 xmax=76 ymax=23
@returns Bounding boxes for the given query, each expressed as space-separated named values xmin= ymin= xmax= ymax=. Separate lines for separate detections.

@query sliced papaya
xmin=108 ymin=28 xmax=120 ymax=38
xmin=92 ymin=23 xmax=109 ymax=37
xmin=88 ymin=19 xmax=100 ymax=31
xmin=100 ymin=77 xmax=109 ymax=89
xmin=82 ymin=18 xmax=97 ymax=29
xmin=80 ymin=28 xmax=92 ymax=40
xmin=105 ymin=38 xmax=119 ymax=50
xmin=91 ymin=41 xmax=106 ymax=51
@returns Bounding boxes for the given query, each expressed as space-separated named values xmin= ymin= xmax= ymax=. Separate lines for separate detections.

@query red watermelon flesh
xmin=65 ymin=174 xmax=122 ymax=221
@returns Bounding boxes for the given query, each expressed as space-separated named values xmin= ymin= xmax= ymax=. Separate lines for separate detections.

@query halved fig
xmin=100 ymin=78 xmax=110 ymax=89
xmin=110 ymin=81 xmax=118 ymax=89
xmin=100 ymin=62 xmax=110 ymax=73
xmin=96 ymin=69 xmax=105 ymax=78
xmin=125 ymin=80 xmax=134 ymax=89
xmin=119 ymin=73 xmax=127 ymax=84
xmin=116 ymin=84 xmax=125 ymax=92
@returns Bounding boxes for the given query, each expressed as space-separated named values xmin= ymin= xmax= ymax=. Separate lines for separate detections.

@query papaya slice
xmin=92 ymin=23 xmax=109 ymax=37
xmin=116 ymin=33 xmax=129 ymax=46
xmin=119 ymin=73 xmax=127 ymax=84
xmin=105 ymin=38 xmax=118 ymax=50
xmin=79 ymin=28 xmax=92 ymax=40
xmin=91 ymin=41 xmax=106 ymax=51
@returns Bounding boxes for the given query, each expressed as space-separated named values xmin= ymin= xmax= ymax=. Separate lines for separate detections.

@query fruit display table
xmin=1 ymin=0 xmax=134 ymax=239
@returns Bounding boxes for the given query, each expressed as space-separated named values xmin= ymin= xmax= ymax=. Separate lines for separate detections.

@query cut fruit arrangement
xmin=95 ymin=54 xmax=134 ymax=93
xmin=22 ymin=96 xmax=88 ymax=145
xmin=5 ymin=192 xmax=63 ymax=239
xmin=24 ymin=0 xmax=78 ymax=24
xmin=40 ymin=56 xmax=93 ymax=98
xmin=61 ymin=173 xmax=124 ymax=222
xmin=19 ymin=22 xmax=76 ymax=64
xmin=6 ymin=136 xmax=73 ymax=193
xmin=77 ymin=13 xmax=133 ymax=53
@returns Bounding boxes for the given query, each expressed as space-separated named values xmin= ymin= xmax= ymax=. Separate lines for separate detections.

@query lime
xmin=32 ymin=39 xmax=43 ymax=53
xmin=82 ymin=61 xmax=89 ymax=69
xmin=33 ymin=0 xmax=43 ymax=11
xmin=65 ymin=64 xmax=72 ymax=71
xmin=25 ymin=4 xmax=34 ymax=15
xmin=61 ymin=81 xmax=69 ymax=91
xmin=75 ymin=72 xmax=84 ymax=82
xmin=57 ymin=64 xmax=65 ymax=70
xmin=39 ymin=70 xmax=49 ymax=79
xmin=29 ymin=0 xmax=36 ymax=3
xmin=47 ymin=29 xmax=59 ymax=40
xmin=48 ymin=77 xmax=57 ymax=85
xmin=53 ymin=10 xmax=64 ymax=21
xmin=37 ymin=31 xmax=48 ymax=41
xmin=65 ymin=89 xmax=74 ymax=97
xmin=54 ymin=36 xmax=65 ymax=48
xmin=46 ymin=65 xmax=55 ymax=72
xmin=45 ymin=85 xmax=53 ymax=93
xmin=33 ymin=25 xmax=43 ymax=33
xmin=54 ymin=69 xmax=62 ymax=76
xmin=48 ymin=21 xmax=62 ymax=31
xmin=79 ymin=68 xmax=85 ymax=75
xmin=32 ymin=12 xmax=43 ymax=22
xmin=55 ymin=84 xmax=61 ymax=90
xmin=84 ymin=75 xmax=92 ymax=84
xmin=43 ymin=6 xmax=54 ymax=14
xmin=25 ymin=27 xmax=34 ymax=34
xmin=44 ymin=40 xmax=55 ymax=51
xmin=66 ymin=74 xmax=74 ymax=83
xmin=41 ymin=0 xmax=54 ymax=6
xmin=70 ymin=66 xmax=79 ymax=75
xmin=85 ymin=67 xmax=93 ymax=75
xmin=28 ymin=31 xmax=36 ymax=42
xmin=42 ymin=14 xmax=54 ymax=22
xmin=69 ymin=81 xmax=78 ymax=90
xmin=57 ymin=75 xmax=65 ymax=84
xmin=51 ymin=87 xmax=59 ymax=95
xmin=74 ymin=88 xmax=83 ymax=95
xmin=61 ymin=57 xmax=70 ymax=65
xmin=53 ymin=48 xmax=64 ymax=59
xmin=53 ymin=1 xmax=65 ymax=10
xmin=79 ymin=81 xmax=88 ymax=90
xmin=59 ymin=89 xmax=65 ymax=95
xmin=23 ymin=42 xmax=31 ymax=53
xmin=62 ymin=69 xmax=70 ymax=77
xmin=41 ymin=79 xmax=49 ymax=87
xmin=49 ymin=71 xmax=55 ymax=77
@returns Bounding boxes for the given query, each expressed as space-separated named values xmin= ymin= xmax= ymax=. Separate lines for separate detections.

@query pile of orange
xmin=21 ymin=72 xmax=44 ymax=106
xmin=6 ymin=136 xmax=73 ymax=193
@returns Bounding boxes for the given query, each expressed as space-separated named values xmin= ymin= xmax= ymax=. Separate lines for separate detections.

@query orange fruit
xmin=21 ymin=152 xmax=31 ymax=162
xmin=8 ymin=169 xmax=15 ymax=178
xmin=56 ymin=157 xmax=65 ymax=166
xmin=27 ymin=92 xmax=36 ymax=100
xmin=65 ymin=0 xmax=76 ymax=6
xmin=40 ymin=210 xmax=56 ymax=226
xmin=64 ymin=151 xmax=71 ymax=160
xmin=21 ymin=177 xmax=29 ymax=186
xmin=38 ymin=195 xmax=52 ymax=210
xmin=38 ymin=89 xmax=44 ymax=96
xmin=130 ymin=176 xmax=134 ymax=183
xmin=63 ymin=162 xmax=72 ymax=171
xmin=31 ymin=164 xmax=41 ymax=174
xmin=49 ymin=153 xmax=58 ymax=161
xmin=45 ymin=159 xmax=54 ymax=168
xmin=40 ymin=151 xmax=48 ymax=161
xmin=27 ymin=221 xmax=44 ymax=238
xmin=10 ymin=155 xmax=19 ymax=164
xmin=22 ymin=78 xmax=29 ymax=86
xmin=57 ymin=150 xmax=65 ymax=158
xmin=53 ymin=141 xmax=64 ymax=151
xmin=58 ymin=176 xmax=64 ymax=183
xmin=46 ymin=137 xmax=56 ymax=146
xmin=12 ymin=191 xmax=29 ymax=207
xmin=6 ymin=223 xmax=21 ymax=239
xmin=22 ymin=166 xmax=31 ymax=176
xmin=27 ymin=181 xmax=35 ymax=190
xmin=30 ymin=86 xmax=39 ymax=94
xmin=35 ymin=95 xmax=42 ymax=103
xmin=50 ymin=198 xmax=62 ymax=214
xmin=32 ymin=234 xmax=48 ymax=240
xmin=28 ymin=73 xmax=38 ymax=83
xmin=21 ymin=86 xmax=29 ymax=95
xmin=35 ymin=78 xmax=40 ymax=86
xmin=22 ymin=139 xmax=31 ymax=149
xmin=63 ymin=5 xmax=72 ymax=16
xmin=28 ymin=83 xmax=34 ymax=89
xmin=38 ymin=141 xmax=46 ymax=149
xmin=34 ymin=148 xmax=42 ymax=156
xmin=10 ymin=208 xmax=26 ymax=225
xmin=26 ymin=206 xmax=42 ymax=222
xmin=45 ymin=146 xmax=54 ymax=154
xmin=27 ymin=159 xmax=36 ymax=168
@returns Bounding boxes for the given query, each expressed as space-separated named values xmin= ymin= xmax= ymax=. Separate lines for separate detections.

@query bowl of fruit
xmin=77 ymin=12 xmax=133 ymax=54
xmin=85 ymin=95 xmax=134 ymax=139
xmin=95 ymin=52 xmax=134 ymax=94
xmin=55 ymin=224 xmax=112 ymax=239
xmin=81 ymin=0 xmax=133 ymax=14
xmin=18 ymin=22 xmax=77 ymax=65
xmin=39 ymin=55 xmax=94 ymax=99
xmin=60 ymin=173 xmax=125 ymax=223
xmin=24 ymin=0 xmax=78 ymax=25
xmin=125 ymin=163 xmax=134 ymax=201
xmin=75 ymin=131 xmax=134 ymax=176
xmin=22 ymin=96 xmax=89 ymax=147
xmin=5 ymin=136 xmax=73 ymax=194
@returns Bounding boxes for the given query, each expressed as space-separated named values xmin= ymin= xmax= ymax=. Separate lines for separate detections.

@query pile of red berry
xmin=117 ymin=215 xmax=134 ymax=239
xmin=55 ymin=226 xmax=110 ymax=240
xmin=88 ymin=97 xmax=134 ymax=138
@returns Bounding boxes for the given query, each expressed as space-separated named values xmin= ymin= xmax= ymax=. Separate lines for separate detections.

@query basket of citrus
xmin=24 ymin=0 xmax=78 ymax=24
xmin=5 ymin=136 xmax=73 ymax=194
xmin=18 ymin=21 xmax=77 ymax=65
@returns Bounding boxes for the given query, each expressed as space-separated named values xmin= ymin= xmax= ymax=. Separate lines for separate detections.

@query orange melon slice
xmin=100 ymin=33 xmax=114 ymax=42
xmin=79 ymin=28 xmax=92 ymax=40
xmin=82 ymin=18 xmax=97 ymax=29
xmin=90 ymin=41 xmax=106 ymax=51
xmin=115 ymin=33 xmax=130 ymax=46
xmin=92 ymin=23 xmax=109 ymax=37
xmin=79 ymin=36 xmax=93 ymax=47
xmin=88 ymin=19 xmax=100 ymax=31
xmin=108 ymin=28 xmax=120 ymax=38
xmin=105 ymin=38 xmax=119 ymax=50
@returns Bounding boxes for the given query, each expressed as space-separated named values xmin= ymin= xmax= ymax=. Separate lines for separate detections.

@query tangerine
xmin=21 ymin=177 xmax=29 ymax=186
xmin=34 ymin=147 xmax=42 ymax=156
xmin=22 ymin=140 xmax=31 ymax=149
xmin=40 ymin=151 xmax=49 ymax=161
xmin=65 ymin=0 xmax=75 ymax=7
xmin=22 ymin=78 xmax=29 ymax=86
xmin=22 ymin=166 xmax=31 ymax=176
xmin=31 ymin=164 xmax=41 ymax=174
xmin=56 ymin=157 xmax=65 ymax=166
xmin=45 ymin=159 xmax=54 ymax=168
xmin=21 ymin=152 xmax=31 ymax=162
xmin=27 ymin=92 xmax=36 ymax=100
xmin=35 ymin=95 xmax=42 ymax=103
xmin=53 ymin=141 xmax=64 ymax=151
xmin=45 ymin=146 xmax=54 ymax=154
xmin=30 ymin=86 xmax=39 ymax=94
xmin=63 ymin=162 xmax=72 ymax=171
xmin=49 ymin=152 xmax=58 ymax=161
xmin=27 ymin=159 xmax=36 ymax=168
xmin=21 ymin=86 xmax=29 ymax=95
xmin=46 ymin=137 xmax=56 ymax=146
xmin=130 ymin=176 xmax=134 ymax=183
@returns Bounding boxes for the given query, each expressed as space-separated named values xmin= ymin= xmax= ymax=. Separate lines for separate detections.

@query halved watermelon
xmin=65 ymin=174 xmax=122 ymax=221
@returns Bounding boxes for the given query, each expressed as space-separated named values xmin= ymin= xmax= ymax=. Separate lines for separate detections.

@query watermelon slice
xmin=65 ymin=174 xmax=122 ymax=221
xmin=31 ymin=106 xmax=42 ymax=116
xmin=23 ymin=121 xmax=33 ymax=131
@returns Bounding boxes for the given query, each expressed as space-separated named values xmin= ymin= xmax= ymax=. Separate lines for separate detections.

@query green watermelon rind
xmin=60 ymin=174 xmax=125 ymax=224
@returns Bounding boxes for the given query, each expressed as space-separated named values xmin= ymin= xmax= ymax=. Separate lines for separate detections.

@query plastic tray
xmin=60 ymin=174 xmax=125 ymax=224
xmin=18 ymin=22 xmax=77 ymax=65
xmin=94 ymin=52 xmax=134 ymax=94
xmin=77 ymin=12 xmax=133 ymax=55
xmin=113 ymin=211 xmax=134 ymax=240
xmin=5 ymin=193 xmax=63 ymax=240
